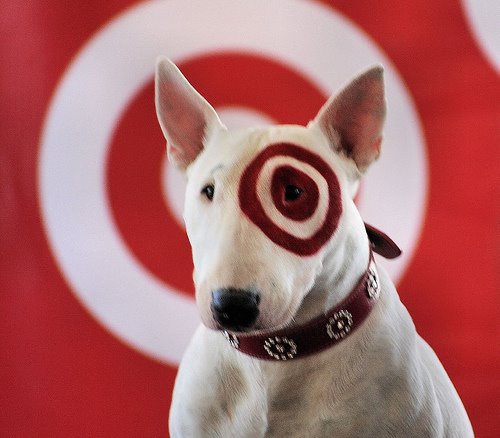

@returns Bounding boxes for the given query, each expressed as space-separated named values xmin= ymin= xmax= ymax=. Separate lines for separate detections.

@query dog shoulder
xmin=370 ymin=268 xmax=473 ymax=436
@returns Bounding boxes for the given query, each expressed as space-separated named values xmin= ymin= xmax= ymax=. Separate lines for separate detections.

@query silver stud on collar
xmin=223 ymin=331 xmax=240 ymax=349
xmin=264 ymin=336 xmax=298 ymax=360
xmin=326 ymin=310 xmax=353 ymax=340
xmin=366 ymin=263 xmax=381 ymax=300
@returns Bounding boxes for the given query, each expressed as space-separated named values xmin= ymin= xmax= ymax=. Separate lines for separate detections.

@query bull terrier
xmin=155 ymin=57 xmax=473 ymax=437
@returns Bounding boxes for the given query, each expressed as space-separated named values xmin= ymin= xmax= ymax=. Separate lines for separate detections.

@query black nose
xmin=211 ymin=288 xmax=260 ymax=332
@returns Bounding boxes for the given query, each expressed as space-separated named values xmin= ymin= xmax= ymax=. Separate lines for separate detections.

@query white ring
xmin=256 ymin=156 xmax=329 ymax=239
xmin=38 ymin=0 xmax=427 ymax=365
xmin=462 ymin=0 xmax=500 ymax=73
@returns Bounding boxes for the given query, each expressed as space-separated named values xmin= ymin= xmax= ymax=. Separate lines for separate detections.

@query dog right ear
xmin=155 ymin=57 xmax=224 ymax=170
xmin=313 ymin=66 xmax=386 ymax=174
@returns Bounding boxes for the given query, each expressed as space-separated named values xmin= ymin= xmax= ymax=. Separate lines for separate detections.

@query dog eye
xmin=284 ymin=185 xmax=303 ymax=202
xmin=201 ymin=184 xmax=215 ymax=201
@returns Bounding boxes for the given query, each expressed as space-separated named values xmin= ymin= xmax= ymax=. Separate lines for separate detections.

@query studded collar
xmin=222 ymin=223 xmax=401 ymax=361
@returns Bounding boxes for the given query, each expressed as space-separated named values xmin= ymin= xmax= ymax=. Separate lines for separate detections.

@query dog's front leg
xmin=169 ymin=326 xmax=267 ymax=437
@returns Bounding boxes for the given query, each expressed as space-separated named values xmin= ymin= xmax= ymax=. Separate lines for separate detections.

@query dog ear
xmin=314 ymin=66 xmax=386 ymax=173
xmin=155 ymin=57 xmax=224 ymax=170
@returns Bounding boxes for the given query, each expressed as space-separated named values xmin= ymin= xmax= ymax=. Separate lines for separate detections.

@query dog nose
xmin=211 ymin=288 xmax=260 ymax=332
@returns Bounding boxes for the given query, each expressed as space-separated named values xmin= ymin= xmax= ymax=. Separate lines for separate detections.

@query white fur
xmin=155 ymin=58 xmax=473 ymax=437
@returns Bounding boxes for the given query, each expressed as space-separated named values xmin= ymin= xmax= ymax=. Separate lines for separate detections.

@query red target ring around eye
xmin=239 ymin=142 xmax=342 ymax=256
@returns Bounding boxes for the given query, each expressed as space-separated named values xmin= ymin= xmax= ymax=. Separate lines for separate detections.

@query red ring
xmin=106 ymin=53 xmax=327 ymax=292
xmin=239 ymin=143 xmax=342 ymax=256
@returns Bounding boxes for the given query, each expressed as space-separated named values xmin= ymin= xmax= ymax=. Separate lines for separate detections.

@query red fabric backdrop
xmin=1 ymin=1 xmax=498 ymax=436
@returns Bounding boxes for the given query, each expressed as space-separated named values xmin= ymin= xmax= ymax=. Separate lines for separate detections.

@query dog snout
xmin=210 ymin=288 xmax=260 ymax=332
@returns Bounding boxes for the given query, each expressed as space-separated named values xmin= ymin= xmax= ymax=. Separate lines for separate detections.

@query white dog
xmin=155 ymin=58 xmax=473 ymax=437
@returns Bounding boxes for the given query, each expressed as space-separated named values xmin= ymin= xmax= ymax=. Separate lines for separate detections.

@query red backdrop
xmin=1 ymin=1 xmax=498 ymax=436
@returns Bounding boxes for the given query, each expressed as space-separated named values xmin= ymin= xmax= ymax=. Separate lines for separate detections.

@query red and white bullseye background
xmin=1 ymin=0 xmax=498 ymax=436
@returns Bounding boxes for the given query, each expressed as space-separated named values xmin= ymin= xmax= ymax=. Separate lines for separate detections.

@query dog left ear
xmin=155 ymin=57 xmax=224 ymax=170
xmin=313 ymin=66 xmax=386 ymax=174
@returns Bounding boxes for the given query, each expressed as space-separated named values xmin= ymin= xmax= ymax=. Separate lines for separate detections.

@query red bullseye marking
xmin=271 ymin=165 xmax=319 ymax=221
xmin=106 ymin=53 xmax=327 ymax=291
xmin=239 ymin=143 xmax=342 ymax=256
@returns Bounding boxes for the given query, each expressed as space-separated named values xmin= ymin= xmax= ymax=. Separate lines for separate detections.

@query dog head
xmin=155 ymin=58 xmax=385 ymax=333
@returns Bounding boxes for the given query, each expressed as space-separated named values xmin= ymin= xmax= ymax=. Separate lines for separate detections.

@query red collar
xmin=222 ymin=224 xmax=401 ymax=361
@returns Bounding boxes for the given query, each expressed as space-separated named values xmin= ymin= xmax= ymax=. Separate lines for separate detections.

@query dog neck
xmin=295 ymin=227 xmax=371 ymax=325
xmin=300 ymin=221 xmax=401 ymax=325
